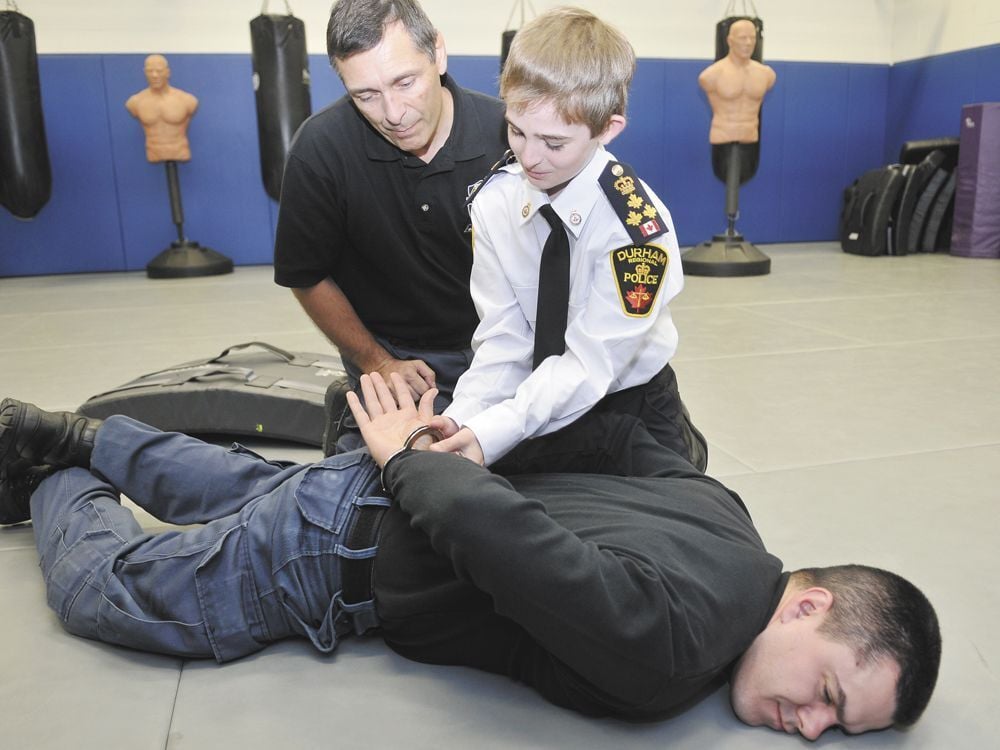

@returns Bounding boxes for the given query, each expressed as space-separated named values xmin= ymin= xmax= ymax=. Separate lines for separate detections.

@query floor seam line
xmin=163 ymin=660 xmax=185 ymax=750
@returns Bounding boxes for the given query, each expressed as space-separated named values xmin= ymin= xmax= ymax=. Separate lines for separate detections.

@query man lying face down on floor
xmin=0 ymin=374 xmax=939 ymax=740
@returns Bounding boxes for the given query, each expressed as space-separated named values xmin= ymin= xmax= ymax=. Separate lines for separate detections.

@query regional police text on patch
xmin=611 ymin=244 xmax=668 ymax=317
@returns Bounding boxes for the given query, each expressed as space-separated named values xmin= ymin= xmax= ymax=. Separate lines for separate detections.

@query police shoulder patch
xmin=610 ymin=243 xmax=669 ymax=318
xmin=598 ymin=161 xmax=668 ymax=244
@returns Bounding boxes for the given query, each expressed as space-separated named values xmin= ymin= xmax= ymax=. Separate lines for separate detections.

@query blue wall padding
xmin=1 ymin=45 xmax=998 ymax=277
xmin=773 ymin=62 xmax=890 ymax=242
xmin=887 ymin=43 xmax=1000 ymax=162
xmin=1 ymin=55 xmax=124 ymax=276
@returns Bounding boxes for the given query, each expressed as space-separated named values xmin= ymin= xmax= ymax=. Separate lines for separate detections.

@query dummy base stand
xmin=683 ymin=142 xmax=771 ymax=277
xmin=146 ymin=240 xmax=234 ymax=279
xmin=146 ymin=161 xmax=233 ymax=279
xmin=682 ymin=232 xmax=771 ymax=277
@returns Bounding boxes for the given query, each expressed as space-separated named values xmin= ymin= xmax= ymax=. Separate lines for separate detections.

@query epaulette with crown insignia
xmin=598 ymin=161 xmax=668 ymax=244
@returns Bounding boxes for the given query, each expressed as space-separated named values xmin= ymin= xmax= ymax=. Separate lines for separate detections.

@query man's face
xmin=336 ymin=21 xmax=448 ymax=159
xmin=144 ymin=56 xmax=169 ymax=90
xmin=728 ymin=21 xmax=757 ymax=60
xmin=505 ymin=99 xmax=622 ymax=197
xmin=729 ymin=589 xmax=899 ymax=740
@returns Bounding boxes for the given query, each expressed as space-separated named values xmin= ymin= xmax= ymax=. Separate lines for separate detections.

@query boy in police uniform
xmin=429 ymin=7 xmax=703 ymax=469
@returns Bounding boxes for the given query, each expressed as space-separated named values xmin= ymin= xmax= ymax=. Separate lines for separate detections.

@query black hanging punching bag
xmin=500 ymin=29 xmax=516 ymax=74
xmin=0 ymin=10 xmax=52 ymax=219
xmin=250 ymin=7 xmax=311 ymax=202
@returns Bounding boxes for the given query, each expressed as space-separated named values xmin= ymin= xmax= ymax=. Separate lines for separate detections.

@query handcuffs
xmin=380 ymin=425 xmax=444 ymax=487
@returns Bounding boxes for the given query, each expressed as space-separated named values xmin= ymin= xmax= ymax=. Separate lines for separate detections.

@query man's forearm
xmin=291 ymin=279 xmax=392 ymax=372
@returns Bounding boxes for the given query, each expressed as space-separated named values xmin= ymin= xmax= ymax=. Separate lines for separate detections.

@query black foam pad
xmin=894 ymin=150 xmax=946 ymax=255
xmin=908 ymin=168 xmax=948 ymax=254
xmin=899 ymin=137 xmax=959 ymax=171
xmin=841 ymin=165 xmax=907 ymax=256
xmin=921 ymin=172 xmax=956 ymax=253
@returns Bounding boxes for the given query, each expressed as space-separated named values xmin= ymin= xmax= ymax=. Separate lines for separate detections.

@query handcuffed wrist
xmin=380 ymin=447 xmax=408 ymax=489
xmin=404 ymin=425 xmax=444 ymax=450
xmin=381 ymin=426 xmax=444 ymax=489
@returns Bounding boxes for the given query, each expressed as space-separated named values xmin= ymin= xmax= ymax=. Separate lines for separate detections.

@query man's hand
xmin=371 ymin=357 xmax=437 ymax=401
xmin=290 ymin=280 xmax=436 ymax=400
xmin=429 ymin=427 xmax=485 ymax=466
xmin=346 ymin=372 xmax=436 ymax=467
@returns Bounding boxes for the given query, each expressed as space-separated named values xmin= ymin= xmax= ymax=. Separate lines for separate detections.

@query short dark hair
xmin=326 ymin=0 xmax=437 ymax=65
xmin=790 ymin=565 xmax=941 ymax=728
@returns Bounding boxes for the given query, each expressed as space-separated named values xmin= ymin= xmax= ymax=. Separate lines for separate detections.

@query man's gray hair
xmin=326 ymin=0 xmax=438 ymax=64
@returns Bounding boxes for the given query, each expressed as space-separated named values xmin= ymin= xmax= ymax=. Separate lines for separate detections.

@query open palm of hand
xmin=345 ymin=372 xmax=437 ymax=467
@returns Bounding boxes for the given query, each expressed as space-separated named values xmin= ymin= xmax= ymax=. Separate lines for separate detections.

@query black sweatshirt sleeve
xmin=383 ymin=451 xmax=676 ymax=710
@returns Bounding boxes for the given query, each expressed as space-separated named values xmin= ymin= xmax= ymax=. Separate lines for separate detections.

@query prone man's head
xmin=500 ymin=6 xmax=635 ymax=137
xmin=730 ymin=565 xmax=941 ymax=741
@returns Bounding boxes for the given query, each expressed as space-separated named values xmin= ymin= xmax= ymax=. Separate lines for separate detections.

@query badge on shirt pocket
xmin=610 ymin=243 xmax=668 ymax=317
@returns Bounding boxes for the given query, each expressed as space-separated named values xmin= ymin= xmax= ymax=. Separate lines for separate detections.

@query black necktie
xmin=533 ymin=204 xmax=570 ymax=370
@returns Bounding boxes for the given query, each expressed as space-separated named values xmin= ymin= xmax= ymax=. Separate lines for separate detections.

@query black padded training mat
xmin=893 ymin=150 xmax=945 ymax=255
xmin=78 ymin=342 xmax=343 ymax=446
xmin=922 ymin=172 xmax=956 ymax=254
xmin=840 ymin=165 xmax=907 ymax=256
xmin=908 ymin=168 xmax=948 ymax=255
xmin=898 ymin=137 xmax=959 ymax=171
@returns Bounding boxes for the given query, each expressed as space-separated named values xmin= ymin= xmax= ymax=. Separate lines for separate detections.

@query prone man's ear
xmin=777 ymin=586 xmax=834 ymax=624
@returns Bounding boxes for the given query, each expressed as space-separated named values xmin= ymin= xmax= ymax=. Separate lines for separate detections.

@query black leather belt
xmin=341 ymin=503 xmax=388 ymax=605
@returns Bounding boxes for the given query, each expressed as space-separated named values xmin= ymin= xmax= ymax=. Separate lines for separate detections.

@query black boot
xmin=321 ymin=376 xmax=359 ymax=457
xmin=0 ymin=399 xmax=102 ymax=477
xmin=0 ymin=465 xmax=56 ymax=525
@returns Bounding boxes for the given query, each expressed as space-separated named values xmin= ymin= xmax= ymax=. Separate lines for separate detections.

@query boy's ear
xmin=598 ymin=114 xmax=627 ymax=145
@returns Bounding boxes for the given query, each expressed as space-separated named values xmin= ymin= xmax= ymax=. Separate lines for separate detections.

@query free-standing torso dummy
xmin=125 ymin=54 xmax=199 ymax=163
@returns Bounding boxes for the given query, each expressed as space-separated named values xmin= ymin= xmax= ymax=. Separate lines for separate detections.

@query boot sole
xmin=0 ymin=398 xmax=32 ymax=479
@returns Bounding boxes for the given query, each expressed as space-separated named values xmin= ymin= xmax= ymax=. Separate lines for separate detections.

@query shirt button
xmin=420 ymin=204 xmax=430 ymax=212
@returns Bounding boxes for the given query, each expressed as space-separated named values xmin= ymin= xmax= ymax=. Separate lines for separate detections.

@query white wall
xmin=892 ymin=0 xmax=1000 ymax=61
xmin=17 ymin=0 xmax=998 ymax=63
xmin=13 ymin=0 xmax=881 ymax=62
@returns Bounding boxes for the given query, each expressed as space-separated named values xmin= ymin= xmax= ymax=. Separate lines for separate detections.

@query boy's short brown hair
xmin=500 ymin=7 xmax=635 ymax=135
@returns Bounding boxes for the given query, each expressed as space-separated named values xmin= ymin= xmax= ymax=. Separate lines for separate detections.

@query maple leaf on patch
xmin=625 ymin=284 xmax=652 ymax=310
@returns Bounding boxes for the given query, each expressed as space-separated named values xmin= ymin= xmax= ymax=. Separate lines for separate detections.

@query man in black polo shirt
xmin=274 ymin=0 xmax=507 ymax=429
xmin=277 ymin=0 xmax=709 ymax=469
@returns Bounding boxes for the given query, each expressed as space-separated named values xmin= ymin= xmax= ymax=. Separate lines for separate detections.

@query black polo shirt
xmin=273 ymin=74 xmax=508 ymax=350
